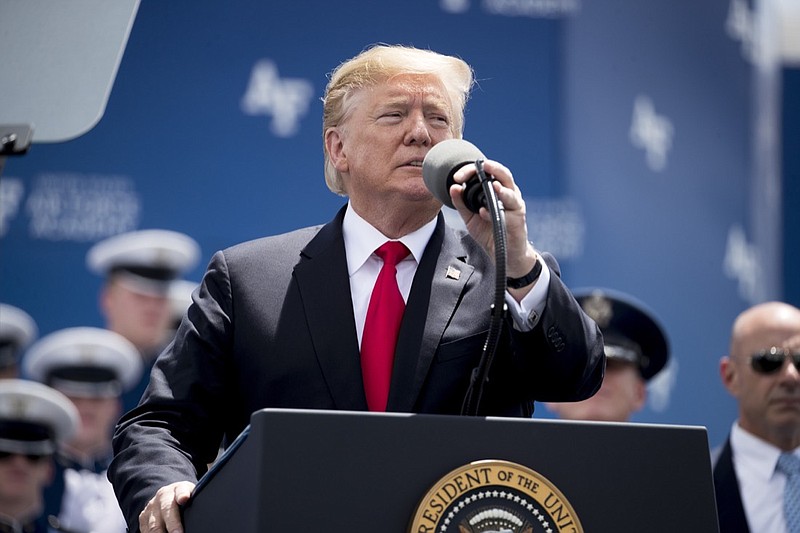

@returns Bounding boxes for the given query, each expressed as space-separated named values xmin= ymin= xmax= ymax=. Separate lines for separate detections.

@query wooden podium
xmin=182 ymin=408 xmax=719 ymax=532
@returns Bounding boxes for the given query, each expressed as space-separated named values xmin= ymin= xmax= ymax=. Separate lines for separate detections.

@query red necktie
xmin=361 ymin=241 xmax=410 ymax=411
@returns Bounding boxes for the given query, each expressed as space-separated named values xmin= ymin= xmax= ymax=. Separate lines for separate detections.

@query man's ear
xmin=720 ymin=356 xmax=738 ymax=396
xmin=325 ymin=127 xmax=348 ymax=173
xmin=632 ymin=378 xmax=647 ymax=412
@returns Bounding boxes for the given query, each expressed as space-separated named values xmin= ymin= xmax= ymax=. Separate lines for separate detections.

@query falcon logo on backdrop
xmin=723 ymin=224 xmax=765 ymax=304
xmin=725 ymin=0 xmax=758 ymax=64
xmin=240 ymin=59 xmax=314 ymax=138
xmin=629 ymin=95 xmax=674 ymax=173
xmin=409 ymin=460 xmax=583 ymax=533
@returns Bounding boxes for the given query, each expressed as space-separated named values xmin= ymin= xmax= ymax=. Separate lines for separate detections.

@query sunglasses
xmin=0 ymin=450 xmax=51 ymax=463
xmin=750 ymin=347 xmax=800 ymax=374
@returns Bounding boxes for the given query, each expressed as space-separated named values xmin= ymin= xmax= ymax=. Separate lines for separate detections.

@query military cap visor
xmin=87 ymin=229 xmax=200 ymax=292
xmin=23 ymin=327 xmax=143 ymax=397
xmin=0 ymin=380 xmax=79 ymax=454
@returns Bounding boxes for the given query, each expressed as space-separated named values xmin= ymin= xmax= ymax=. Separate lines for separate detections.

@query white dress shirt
xmin=342 ymin=203 xmax=549 ymax=348
xmin=731 ymin=421 xmax=800 ymax=533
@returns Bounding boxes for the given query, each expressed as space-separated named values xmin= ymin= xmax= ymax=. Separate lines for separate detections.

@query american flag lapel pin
xmin=445 ymin=265 xmax=461 ymax=280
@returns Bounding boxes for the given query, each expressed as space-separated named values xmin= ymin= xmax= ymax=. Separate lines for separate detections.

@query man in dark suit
xmin=713 ymin=302 xmax=800 ymax=532
xmin=108 ymin=44 xmax=605 ymax=533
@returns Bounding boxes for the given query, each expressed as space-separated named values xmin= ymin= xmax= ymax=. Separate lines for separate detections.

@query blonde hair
xmin=322 ymin=44 xmax=474 ymax=195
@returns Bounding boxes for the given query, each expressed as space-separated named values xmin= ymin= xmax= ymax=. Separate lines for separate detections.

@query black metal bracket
xmin=0 ymin=124 xmax=34 ymax=156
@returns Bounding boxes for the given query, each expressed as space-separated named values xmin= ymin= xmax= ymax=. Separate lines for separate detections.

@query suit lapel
xmin=388 ymin=215 xmax=473 ymax=412
xmin=293 ymin=207 xmax=368 ymax=410
xmin=713 ymin=438 xmax=750 ymax=533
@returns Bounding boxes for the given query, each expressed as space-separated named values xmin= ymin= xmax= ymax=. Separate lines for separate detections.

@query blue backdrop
xmin=1 ymin=0 xmax=795 ymax=448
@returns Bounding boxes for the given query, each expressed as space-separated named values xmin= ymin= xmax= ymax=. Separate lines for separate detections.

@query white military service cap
xmin=23 ymin=327 xmax=143 ymax=398
xmin=0 ymin=379 xmax=79 ymax=456
xmin=168 ymin=279 xmax=198 ymax=330
xmin=0 ymin=303 xmax=38 ymax=369
xmin=86 ymin=229 xmax=201 ymax=296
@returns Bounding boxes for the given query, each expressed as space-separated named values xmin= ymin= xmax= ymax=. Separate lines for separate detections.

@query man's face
xmin=101 ymin=278 xmax=171 ymax=355
xmin=0 ymin=452 xmax=52 ymax=508
xmin=326 ymin=75 xmax=455 ymax=216
xmin=722 ymin=315 xmax=800 ymax=445
xmin=67 ymin=395 xmax=121 ymax=453
xmin=547 ymin=359 xmax=646 ymax=422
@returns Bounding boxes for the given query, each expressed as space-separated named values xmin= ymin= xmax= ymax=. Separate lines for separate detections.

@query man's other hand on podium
xmin=139 ymin=481 xmax=195 ymax=533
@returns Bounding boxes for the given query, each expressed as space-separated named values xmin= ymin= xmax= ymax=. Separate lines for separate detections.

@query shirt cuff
xmin=505 ymin=257 xmax=550 ymax=331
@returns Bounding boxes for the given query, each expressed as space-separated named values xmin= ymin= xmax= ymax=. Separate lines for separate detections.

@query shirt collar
xmin=731 ymin=421 xmax=800 ymax=481
xmin=342 ymin=202 xmax=437 ymax=276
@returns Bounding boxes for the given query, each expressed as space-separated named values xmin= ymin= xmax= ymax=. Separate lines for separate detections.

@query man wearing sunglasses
xmin=714 ymin=301 xmax=800 ymax=533
xmin=0 ymin=379 xmax=78 ymax=533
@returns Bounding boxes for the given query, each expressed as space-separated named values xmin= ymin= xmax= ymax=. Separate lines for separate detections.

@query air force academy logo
xmin=410 ymin=460 xmax=583 ymax=533
xmin=629 ymin=95 xmax=674 ymax=172
xmin=240 ymin=59 xmax=314 ymax=137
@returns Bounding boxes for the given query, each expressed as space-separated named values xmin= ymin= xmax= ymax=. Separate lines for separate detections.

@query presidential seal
xmin=409 ymin=460 xmax=582 ymax=533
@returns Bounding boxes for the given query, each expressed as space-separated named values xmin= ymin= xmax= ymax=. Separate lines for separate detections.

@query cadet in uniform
xmin=0 ymin=379 xmax=78 ymax=533
xmin=0 ymin=304 xmax=38 ymax=379
xmin=546 ymin=288 xmax=669 ymax=422
xmin=86 ymin=229 xmax=200 ymax=412
xmin=23 ymin=327 xmax=142 ymax=533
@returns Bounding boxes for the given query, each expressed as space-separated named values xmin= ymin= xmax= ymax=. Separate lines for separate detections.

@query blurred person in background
xmin=546 ymin=288 xmax=669 ymax=422
xmin=0 ymin=379 xmax=78 ymax=533
xmin=24 ymin=327 xmax=142 ymax=533
xmin=86 ymin=229 xmax=199 ymax=412
xmin=0 ymin=304 xmax=38 ymax=380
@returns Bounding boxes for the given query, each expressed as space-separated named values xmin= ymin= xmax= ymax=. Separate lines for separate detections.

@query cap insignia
xmin=582 ymin=294 xmax=613 ymax=329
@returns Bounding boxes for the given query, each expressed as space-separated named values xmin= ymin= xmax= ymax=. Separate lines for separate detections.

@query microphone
xmin=422 ymin=138 xmax=490 ymax=213
xmin=423 ymin=138 xmax=508 ymax=416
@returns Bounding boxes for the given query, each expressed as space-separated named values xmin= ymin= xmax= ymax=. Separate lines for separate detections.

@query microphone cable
xmin=460 ymin=158 xmax=508 ymax=416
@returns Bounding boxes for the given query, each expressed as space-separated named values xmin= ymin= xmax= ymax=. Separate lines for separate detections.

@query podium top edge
xmin=249 ymin=407 xmax=709 ymax=433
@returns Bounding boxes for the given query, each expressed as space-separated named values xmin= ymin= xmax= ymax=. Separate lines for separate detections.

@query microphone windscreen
xmin=422 ymin=139 xmax=485 ymax=209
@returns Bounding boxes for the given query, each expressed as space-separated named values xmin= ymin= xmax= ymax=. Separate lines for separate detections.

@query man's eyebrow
xmin=372 ymin=90 xmax=451 ymax=116
xmin=378 ymin=96 xmax=410 ymax=107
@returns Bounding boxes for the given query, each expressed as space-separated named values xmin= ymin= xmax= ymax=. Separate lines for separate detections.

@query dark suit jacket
xmin=712 ymin=437 xmax=750 ymax=533
xmin=109 ymin=207 xmax=604 ymax=530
